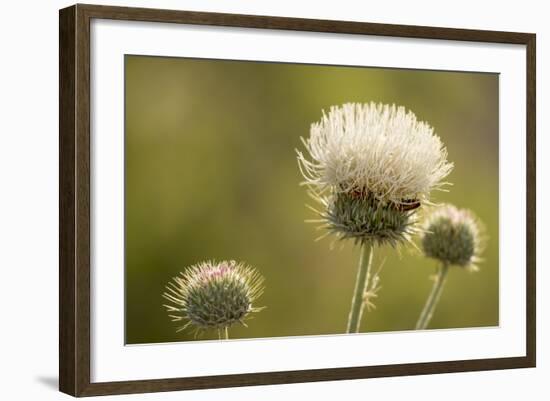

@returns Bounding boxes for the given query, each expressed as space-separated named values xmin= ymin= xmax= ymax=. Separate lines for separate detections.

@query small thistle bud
xmin=421 ymin=204 xmax=485 ymax=269
xmin=163 ymin=260 xmax=264 ymax=336
xmin=297 ymin=102 xmax=453 ymax=245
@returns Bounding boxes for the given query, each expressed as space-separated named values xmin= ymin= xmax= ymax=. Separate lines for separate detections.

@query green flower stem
xmin=218 ymin=327 xmax=230 ymax=340
xmin=346 ymin=243 xmax=374 ymax=333
xmin=415 ymin=263 xmax=450 ymax=330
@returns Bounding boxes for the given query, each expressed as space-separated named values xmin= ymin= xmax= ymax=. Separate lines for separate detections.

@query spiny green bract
xmin=163 ymin=260 xmax=264 ymax=333
xmin=422 ymin=217 xmax=475 ymax=267
xmin=420 ymin=204 xmax=484 ymax=269
xmin=324 ymin=190 xmax=418 ymax=246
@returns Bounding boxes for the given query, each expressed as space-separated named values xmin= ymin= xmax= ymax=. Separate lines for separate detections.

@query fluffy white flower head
xmin=297 ymin=102 xmax=453 ymax=205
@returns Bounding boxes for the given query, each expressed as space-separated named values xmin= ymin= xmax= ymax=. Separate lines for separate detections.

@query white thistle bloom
xmin=297 ymin=102 xmax=453 ymax=205
xmin=297 ymin=102 xmax=453 ymax=246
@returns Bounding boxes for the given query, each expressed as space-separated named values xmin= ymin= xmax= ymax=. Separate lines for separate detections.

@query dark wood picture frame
xmin=59 ymin=3 xmax=536 ymax=397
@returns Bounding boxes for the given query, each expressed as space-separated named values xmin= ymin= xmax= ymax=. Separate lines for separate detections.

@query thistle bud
xmin=421 ymin=204 xmax=484 ymax=269
xmin=163 ymin=260 xmax=264 ymax=334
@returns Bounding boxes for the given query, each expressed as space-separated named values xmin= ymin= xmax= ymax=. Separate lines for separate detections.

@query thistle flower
xmin=297 ymin=102 xmax=453 ymax=246
xmin=421 ymin=204 xmax=484 ymax=271
xmin=416 ymin=204 xmax=486 ymax=330
xmin=296 ymin=102 xmax=453 ymax=334
xmin=163 ymin=260 xmax=264 ymax=339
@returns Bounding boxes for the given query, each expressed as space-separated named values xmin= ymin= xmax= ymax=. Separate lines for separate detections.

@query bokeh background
xmin=125 ymin=55 xmax=498 ymax=344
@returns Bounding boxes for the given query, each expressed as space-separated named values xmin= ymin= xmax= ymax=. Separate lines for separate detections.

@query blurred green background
xmin=125 ymin=55 xmax=499 ymax=344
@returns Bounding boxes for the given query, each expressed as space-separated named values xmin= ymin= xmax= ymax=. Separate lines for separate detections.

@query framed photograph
xmin=59 ymin=4 xmax=536 ymax=397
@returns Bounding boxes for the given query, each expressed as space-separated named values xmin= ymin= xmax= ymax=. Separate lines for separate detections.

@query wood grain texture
xmin=59 ymin=5 xmax=76 ymax=396
xmin=59 ymin=4 xmax=92 ymax=396
xmin=59 ymin=3 xmax=537 ymax=397
xmin=525 ymin=34 xmax=536 ymax=367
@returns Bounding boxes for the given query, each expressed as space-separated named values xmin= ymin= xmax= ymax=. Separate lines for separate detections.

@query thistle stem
xmin=415 ymin=263 xmax=450 ymax=330
xmin=346 ymin=243 xmax=374 ymax=333
xmin=218 ymin=327 xmax=229 ymax=340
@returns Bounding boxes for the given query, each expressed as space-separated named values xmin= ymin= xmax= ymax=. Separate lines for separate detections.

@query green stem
xmin=415 ymin=263 xmax=450 ymax=330
xmin=346 ymin=243 xmax=374 ymax=333
xmin=218 ymin=326 xmax=230 ymax=340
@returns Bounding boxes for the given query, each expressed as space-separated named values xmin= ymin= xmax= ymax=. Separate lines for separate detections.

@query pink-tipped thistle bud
xmin=163 ymin=260 xmax=264 ymax=334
